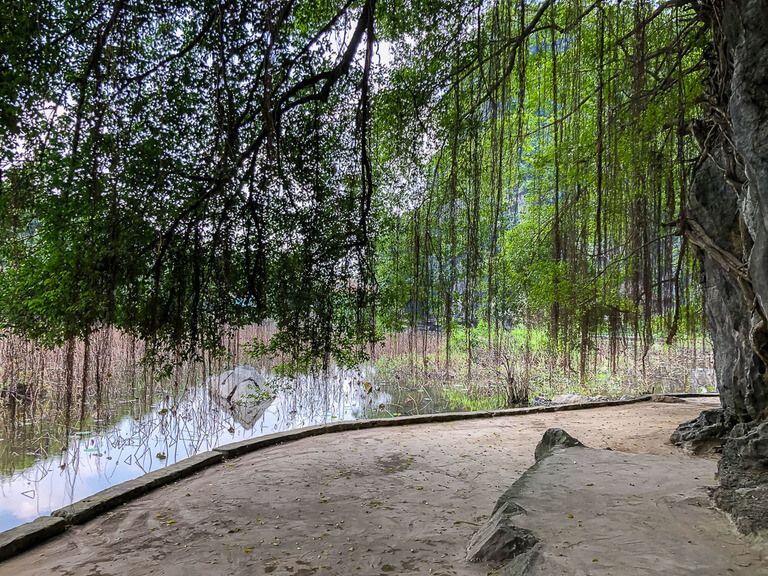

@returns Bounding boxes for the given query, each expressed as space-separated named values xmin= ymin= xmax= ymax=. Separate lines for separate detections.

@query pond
xmin=0 ymin=365 xmax=495 ymax=532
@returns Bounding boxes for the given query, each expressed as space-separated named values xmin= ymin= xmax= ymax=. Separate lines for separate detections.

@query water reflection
xmin=0 ymin=366 xmax=392 ymax=532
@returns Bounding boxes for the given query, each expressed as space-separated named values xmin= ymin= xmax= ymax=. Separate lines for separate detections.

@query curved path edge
xmin=0 ymin=392 xmax=718 ymax=563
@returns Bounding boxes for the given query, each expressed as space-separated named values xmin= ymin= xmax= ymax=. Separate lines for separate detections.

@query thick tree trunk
xmin=674 ymin=0 xmax=768 ymax=534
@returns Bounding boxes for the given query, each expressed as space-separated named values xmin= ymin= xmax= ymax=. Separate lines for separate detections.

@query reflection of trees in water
xmin=0 ymin=363 xmax=391 ymax=529
xmin=2 ymin=358 xmax=455 ymax=484
xmin=0 ymin=326 xmax=279 ymax=475
xmin=0 ymin=325 xmax=277 ymax=449
xmin=262 ymin=366 xmax=388 ymax=429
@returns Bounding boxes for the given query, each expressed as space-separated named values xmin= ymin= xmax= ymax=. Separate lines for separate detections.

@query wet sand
xmin=1 ymin=397 xmax=765 ymax=575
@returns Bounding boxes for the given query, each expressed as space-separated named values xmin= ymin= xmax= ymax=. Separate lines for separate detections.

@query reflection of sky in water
xmin=0 ymin=366 xmax=389 ymax=532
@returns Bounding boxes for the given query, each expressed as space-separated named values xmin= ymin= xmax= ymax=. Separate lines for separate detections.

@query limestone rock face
xmin=714 ymin=422 xmax=768 ymax=534
xmin=681 ymin=0 xmax=768 ymax=534
xmin=467 ymin=430 xmax=586 ymax=574
xmin=533 ymin=428 xmax=584 ymax=462
xmin=205 ymin=365 xmax=274 ymax=427
xmin=549 ymin=393 xmax=584 ymax=405
xmin=467 ymin=430 xmax=761 ymax=575
xmin=671 ymin=408 xmax=736 ymax=454
xmin=707 ymin=0 xmax=768 ymax=422
xmin=466 ymin=503 xmax=538 ymax=564
xmin=689 ymin=158 xmax=762 ymax=423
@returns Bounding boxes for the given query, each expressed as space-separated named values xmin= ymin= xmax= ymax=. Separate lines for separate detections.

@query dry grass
xmin=371 ymin=329 xmax=714 ymax=405
xmin=0 ymin=323 xmax=714 ymax=430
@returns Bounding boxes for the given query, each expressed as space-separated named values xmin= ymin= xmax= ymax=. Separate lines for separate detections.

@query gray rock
xmin=737 ymin=420 xmax=768 ymax=462
xmin=650 ymin=394 xmax=686 ymax=403
xmin=690 ymin=0 xmax=768 ymax=425
xmin=206 ymin=365 xmax=274 ymax=427
xmin=714 ymin=421 xmax=768 ymax=534
xmin=491 ymin=430 xmax=585 ymax=516
xmin=683 ymin=0 xmax=768 ymax=534
xmin=534 ymin=428 xmax=584 ymax=462
xmin=670 ymin=408 xmax=735 ymax=454
xmin=550 ymin=393 xmax=584 ymax=405
xmin=715 ymin=484 xmax=768 ymax=536
xmin=207 ymin=365 xmax=268 ymax=404
xmin=500 ymin=543 xmax=542 ymax=576
xmin=691 ymin=368 xmax=716 ymax=392
xmin=466 ymin=503 xmax=538 ymax=564
xmin=471 ymin=443 xmax=757 ymax=575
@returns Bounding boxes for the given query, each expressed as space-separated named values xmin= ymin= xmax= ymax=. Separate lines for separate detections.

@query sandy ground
xmin=1 ymin=398 xmax=765 ymax=575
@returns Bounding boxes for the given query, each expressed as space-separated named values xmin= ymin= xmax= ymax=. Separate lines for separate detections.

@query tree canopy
xmin=0 ymin=0 xmax=709 ymax=369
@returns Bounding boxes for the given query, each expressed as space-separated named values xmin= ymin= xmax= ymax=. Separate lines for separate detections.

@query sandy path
xmin=0 ymin=398 xmax=763 ymax=575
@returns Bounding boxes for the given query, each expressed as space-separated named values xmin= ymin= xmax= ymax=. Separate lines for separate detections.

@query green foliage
xmin=0 ymin=0 xmax=710 ymax=374
xmin=372 ymin=0 xmax=707 ymax=375
xmin=0 ymin=0 xmax=379 ymax=358
xmin=442 ymin=388 xmax=509 ymax=411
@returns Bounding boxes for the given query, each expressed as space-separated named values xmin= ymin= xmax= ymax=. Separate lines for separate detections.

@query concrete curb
xmin=0 ymin=392 xmax=718 ymax=562
xmin=212 ymin=395 xmax=657 ymax=457
xmin=0 ymin=517 xmax=66 ymax=562
xmin=660 ymin=392 xmax=719 ymax=398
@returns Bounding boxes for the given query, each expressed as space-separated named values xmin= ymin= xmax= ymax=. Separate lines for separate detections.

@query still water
xmin=0 ymin=366 xmax=404 ymax=532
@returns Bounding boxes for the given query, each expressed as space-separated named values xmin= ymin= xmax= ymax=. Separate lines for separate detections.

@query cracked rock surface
xmin=468 ymin=429 xmax=767 ymax=575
